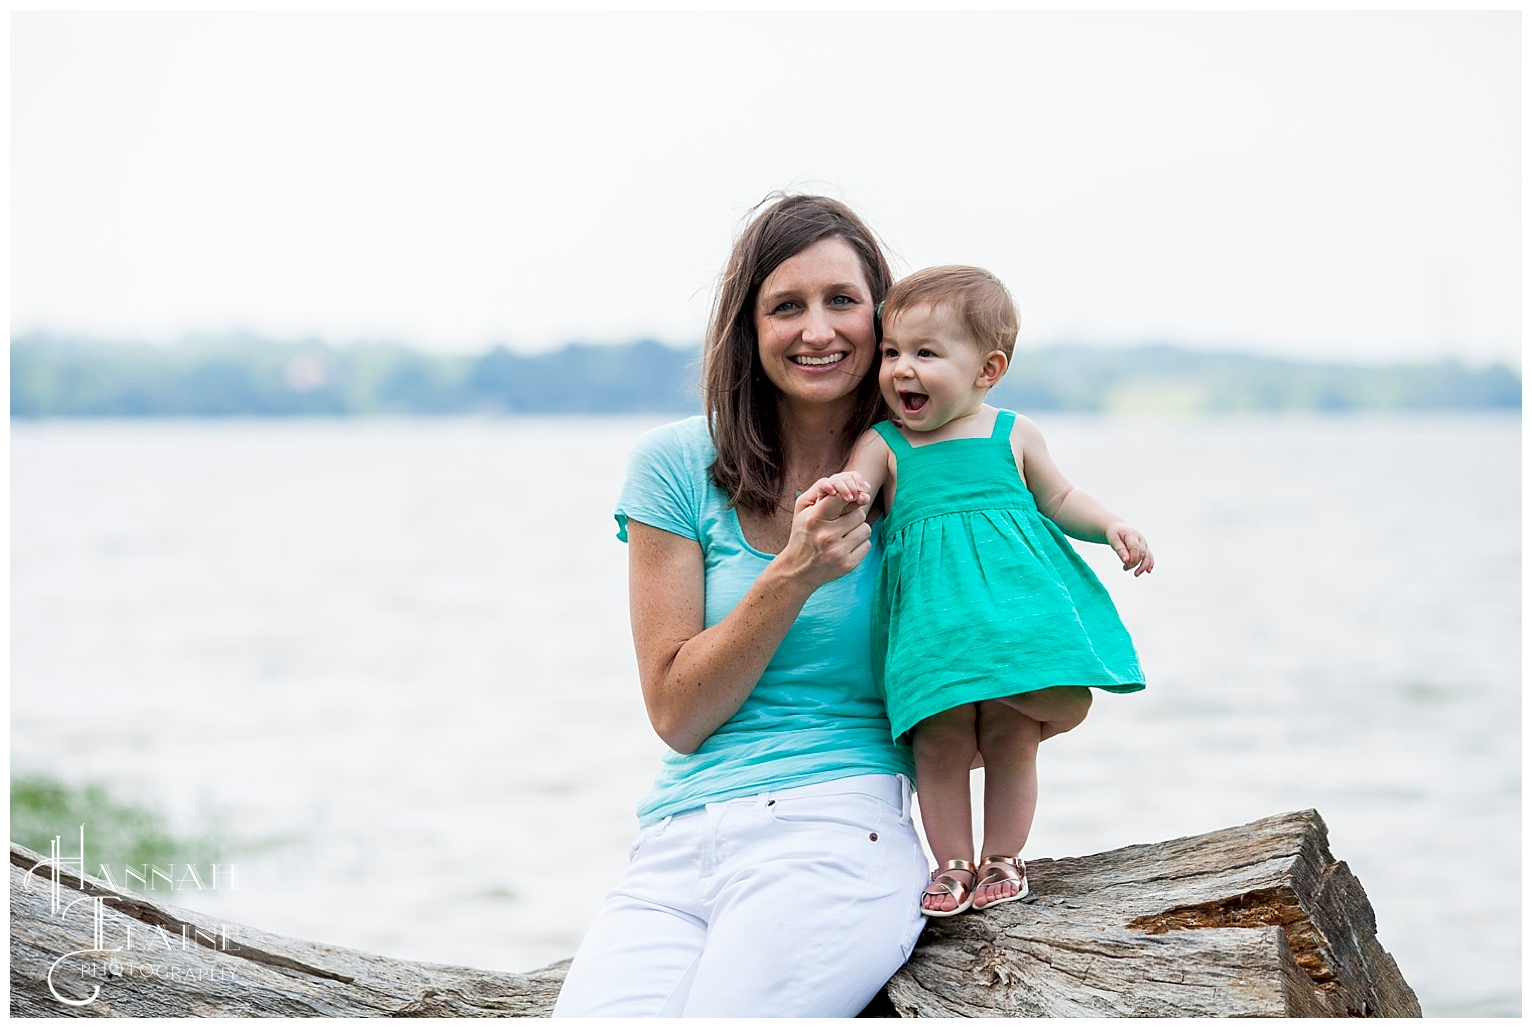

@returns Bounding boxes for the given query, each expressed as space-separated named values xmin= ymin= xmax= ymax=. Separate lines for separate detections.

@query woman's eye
xmin=829 ymin=295 xmax=855 ymax=307
xmin=772 ymin=301 xmax=799 ymax=314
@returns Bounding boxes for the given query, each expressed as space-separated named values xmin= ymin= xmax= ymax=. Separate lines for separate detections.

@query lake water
xmin=10 ymin=413 xmax=1520 ymax=1017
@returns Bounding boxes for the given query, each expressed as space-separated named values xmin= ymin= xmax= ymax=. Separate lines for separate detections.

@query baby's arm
xmin=1012 ymin=416 xmax=1154 ymax=576
xmin=796 ymin=430 xmax=895 ymax=516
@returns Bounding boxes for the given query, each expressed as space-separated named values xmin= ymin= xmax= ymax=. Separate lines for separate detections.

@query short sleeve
xmin=614 ymin=418 xmax=708 ymax=543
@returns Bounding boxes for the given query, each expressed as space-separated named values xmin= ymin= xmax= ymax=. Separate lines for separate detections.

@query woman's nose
xmin=802 ymin=305 xmax=836 ymax=344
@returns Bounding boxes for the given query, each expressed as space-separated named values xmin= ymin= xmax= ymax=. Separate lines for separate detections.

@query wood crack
xmin=1124 ymin=885 xmax=1335 ymax=988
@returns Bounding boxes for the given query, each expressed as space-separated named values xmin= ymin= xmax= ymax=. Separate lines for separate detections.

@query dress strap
xmin=990 ymin=409 xmax=1017 ymax=439
xmin=872 ymin=420 xmax=911 ymax=454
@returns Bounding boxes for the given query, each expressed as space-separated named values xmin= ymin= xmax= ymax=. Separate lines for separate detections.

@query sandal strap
xmin=925 ymin=860 xmax=977 ymax=901
xmin=928 ymin=859 xmax=977 ymax=887
xmin=976 ymin=855 xmax=1024 ymax=887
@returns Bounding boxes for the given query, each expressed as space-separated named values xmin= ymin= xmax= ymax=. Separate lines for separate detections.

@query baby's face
xmin=878 ymin=302 xmax=992 ymax=431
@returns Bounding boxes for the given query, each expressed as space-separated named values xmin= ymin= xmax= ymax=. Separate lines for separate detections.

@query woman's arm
xmin=627 ymin=490 xmax=874 ymax=754
xmin=1012 ymin=415 xmax=1154 ymax=576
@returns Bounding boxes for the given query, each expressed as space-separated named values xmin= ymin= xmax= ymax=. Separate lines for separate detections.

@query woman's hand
xmin=781 ymin=476 xmax=874 ymax=589
xmin=1106 ymin=522 xmax=1154 ymax=577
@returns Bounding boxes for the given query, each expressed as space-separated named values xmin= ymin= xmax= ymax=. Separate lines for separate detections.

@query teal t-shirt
xmin=616 ymin=416 xmax=914 ymax=825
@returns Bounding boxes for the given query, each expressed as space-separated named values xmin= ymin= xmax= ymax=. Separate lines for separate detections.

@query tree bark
xmin=10 ymin=808 xmax=1418 ymax=1017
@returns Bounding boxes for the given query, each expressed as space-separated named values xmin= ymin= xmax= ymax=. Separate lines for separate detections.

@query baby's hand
xmin=820 ymin=472 xmax=871 ymax=506
xmin=796 ymin=472 xmax=871 ymax=518
xmin=1106 ymin=522 xmax=1154 ymax=577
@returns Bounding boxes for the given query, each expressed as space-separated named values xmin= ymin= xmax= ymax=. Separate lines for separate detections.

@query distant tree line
xmin=9 ymin=332 xmax=1520 ymax=418
xmin=10 ymin=334 xmax=700 ymax=417
xmin=990 ymin=343 xmax=1522 ymax=414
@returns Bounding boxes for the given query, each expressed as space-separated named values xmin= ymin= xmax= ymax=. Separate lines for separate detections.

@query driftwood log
xmin=11 ymin=808 xmax=1419 ymax=1017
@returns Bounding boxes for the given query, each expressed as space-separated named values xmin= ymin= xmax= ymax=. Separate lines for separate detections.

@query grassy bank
xmin=10 ymin=772 xmax=229 ymax=875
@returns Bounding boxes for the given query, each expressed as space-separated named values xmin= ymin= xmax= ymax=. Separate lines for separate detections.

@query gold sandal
xmin=921 ymin=859 xmax=977 ymax=918
xmin=972 ymin=854 xmax=1029 ymax=910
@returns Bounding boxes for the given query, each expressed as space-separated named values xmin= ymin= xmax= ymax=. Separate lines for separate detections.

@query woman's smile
xmin=791 ymin=352 xmax=849 ymax=368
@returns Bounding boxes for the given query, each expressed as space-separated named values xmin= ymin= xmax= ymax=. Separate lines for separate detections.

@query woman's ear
xmin=976 ymin=350 xmax=1009 ymax=388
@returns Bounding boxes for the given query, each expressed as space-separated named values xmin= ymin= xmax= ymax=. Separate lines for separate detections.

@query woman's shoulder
xmin=629 ymin=414 xmax=715 ymax=470
xmin=618 ymin=415 xmax=717 ymax=543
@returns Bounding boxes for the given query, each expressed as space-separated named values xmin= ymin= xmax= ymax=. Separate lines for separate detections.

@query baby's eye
xmin=917 ymin=348 xmax=936 ymax=358
xmin=881 ymin=347 xmax=899 ymax=360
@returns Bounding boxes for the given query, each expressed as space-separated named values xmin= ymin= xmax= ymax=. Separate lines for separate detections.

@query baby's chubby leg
xmin=996 ymin=685 xmax=1093 ymax=741
xmin=974 ymin=701 xmax=1040 ymax=907
xmin=910 ymin=705 xmax=979 ymax=912
xmin=973 ymin=688 xmax=1092 ymax=907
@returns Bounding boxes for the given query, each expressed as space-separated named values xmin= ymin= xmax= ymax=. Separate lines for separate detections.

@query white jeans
xmin=552 ymin=774 xmax=928 ymax=1018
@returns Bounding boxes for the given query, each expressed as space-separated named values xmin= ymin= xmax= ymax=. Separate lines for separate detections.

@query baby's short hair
xmin=882 ymin=265 xmax=1018 ymax=359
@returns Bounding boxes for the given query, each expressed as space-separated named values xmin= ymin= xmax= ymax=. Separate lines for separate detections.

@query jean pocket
xmin=628 ymin=815 xmax=675 ymax=862
xmin=766 ymin=793 xmax=891 ymax=839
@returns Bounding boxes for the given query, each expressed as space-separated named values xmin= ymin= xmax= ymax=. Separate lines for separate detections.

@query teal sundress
xmin=872 ymin=410 xmax=1145 ymax=741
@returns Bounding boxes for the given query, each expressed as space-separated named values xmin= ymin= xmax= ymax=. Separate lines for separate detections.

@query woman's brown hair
xmin=703 ymin=194 xmax=893 ymax=514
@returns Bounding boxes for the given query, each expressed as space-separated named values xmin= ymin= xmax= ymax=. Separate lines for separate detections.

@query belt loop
xmin=757 ymin=789 xmax=773 ymax=809
xmin=897 ymin=774 xmax=913 ymax=825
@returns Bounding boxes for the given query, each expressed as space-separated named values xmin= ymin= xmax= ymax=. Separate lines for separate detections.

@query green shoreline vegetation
xmin=10 ymin=333 xmax=1520 ymax=418
xmin=11 ymin=772 xmax=236 ymax=890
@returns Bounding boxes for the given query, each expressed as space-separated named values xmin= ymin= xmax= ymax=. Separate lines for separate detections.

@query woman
xmin=552 ymin=195 xmax=928 ymax=1017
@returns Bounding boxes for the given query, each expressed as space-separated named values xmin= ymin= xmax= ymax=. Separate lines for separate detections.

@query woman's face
xmin=752 ymin=237 xmax=877 ymax=410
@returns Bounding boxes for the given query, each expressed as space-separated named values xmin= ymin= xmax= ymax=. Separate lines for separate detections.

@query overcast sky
xmin=11 ymin=11 xmax=1521 ymax=365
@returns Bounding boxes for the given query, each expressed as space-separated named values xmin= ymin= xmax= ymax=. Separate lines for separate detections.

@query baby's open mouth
xmin=899 ymin=391 xmax=929 ymax=414
xmin=791 ymin=353 xmax=846 ymax=367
